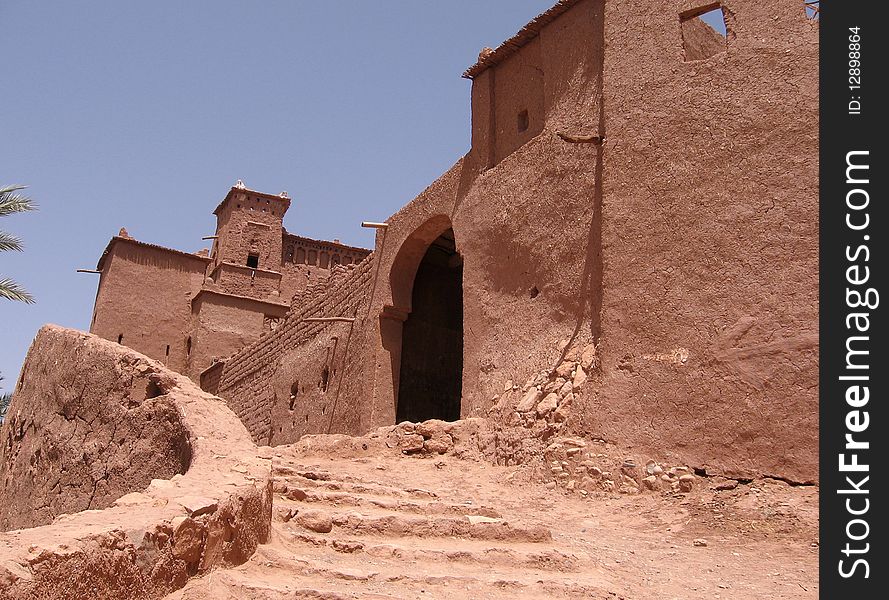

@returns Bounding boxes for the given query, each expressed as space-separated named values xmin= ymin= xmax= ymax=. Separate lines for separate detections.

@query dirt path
xmin=166 ymin=443 xmax=818 ymax=600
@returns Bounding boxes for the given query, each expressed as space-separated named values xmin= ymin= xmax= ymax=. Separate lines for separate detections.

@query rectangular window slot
xmin=680 ymin=5 xmax=728 ymax=62
xmin=804 ymin=1 xmax=820 ymax=20
xmin=246 ymin=254 xmax=259 ymax=268
xmin=517 ymin=109 xmax=529 ymax=133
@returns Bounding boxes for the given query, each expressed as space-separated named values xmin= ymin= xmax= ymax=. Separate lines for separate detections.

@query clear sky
xmin=0 ymin=0 xmax=563 ymax=388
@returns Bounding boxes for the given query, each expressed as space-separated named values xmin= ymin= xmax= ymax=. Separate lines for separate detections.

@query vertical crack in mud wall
xmin=0 ymin=327 xmax=192 ymax=532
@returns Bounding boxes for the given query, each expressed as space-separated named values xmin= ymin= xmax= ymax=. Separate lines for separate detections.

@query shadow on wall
xmin=550 ymin=4 xmax=606 ymax=367
xmin=556 ymin=101 xmax=605 ymax=366
xmin=452 ymin=0 xmax=606 ymax=373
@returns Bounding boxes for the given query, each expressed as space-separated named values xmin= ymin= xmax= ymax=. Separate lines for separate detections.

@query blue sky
xmin=1 ymin=1 xmax=563 ymax=387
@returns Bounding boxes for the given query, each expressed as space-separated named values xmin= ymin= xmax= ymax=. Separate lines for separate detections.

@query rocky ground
xmin=165 ymin=434 xmax=818 ymax=600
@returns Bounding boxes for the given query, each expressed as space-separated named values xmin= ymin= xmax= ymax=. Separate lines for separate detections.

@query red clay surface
xmin=167 ymin=436 xmax=818 ymax=599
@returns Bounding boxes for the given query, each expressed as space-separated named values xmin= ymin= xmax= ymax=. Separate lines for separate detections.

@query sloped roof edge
xmin=462 ymin=0 xmax=582 ymax=79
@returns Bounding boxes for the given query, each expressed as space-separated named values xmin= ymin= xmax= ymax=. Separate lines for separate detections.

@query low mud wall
xmin=0 ymin=326 xmax=272 ymax=600
xmin=0 ymin=328 xmax=192 ymax=532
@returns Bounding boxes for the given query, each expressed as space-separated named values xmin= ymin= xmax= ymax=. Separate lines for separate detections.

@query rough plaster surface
xmin=0 ymin=326 xmax=272 ymax=600
xmin=0 ymin=328 xmax=191 ymax=532
xmin=588 ymin=0 xmax=819 ymax=483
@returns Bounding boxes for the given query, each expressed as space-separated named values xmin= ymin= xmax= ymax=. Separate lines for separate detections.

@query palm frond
xmin=0 ymin=230 xmax=24 ymax=252
xmin=0 ymin=185 xmax=37 ymax=217
xmin=0 ymin=393 xmax=11 ymax=423
xmin=0 ymin=277 xmax=35 ymax=303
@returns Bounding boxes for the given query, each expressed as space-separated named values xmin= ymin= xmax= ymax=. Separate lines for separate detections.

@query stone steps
xmin=276 ymin=471 xmax=443 ymax=501
xmin=277 ymin=503 xmax=550 ymax=543
xmin=168 ymin=455 xmax=611 ymax=600
xmin=172 ymin=546 xmax=610 ymax=600
xmin=293 ymin=489 xmax=502 ymax=518
xmin=273 ymin=527 xmax=582 ymax=571
xmin=333 ymin=512 xmax=550 ymax=542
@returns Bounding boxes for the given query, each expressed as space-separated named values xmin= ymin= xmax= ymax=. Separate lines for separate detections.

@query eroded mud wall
xmin=580 ymin=0 xmax=819 ymax=482
xmin=0 ymin=326 xmax=192 ymax=532
xmin=0 ymin=326 xmax=272 ymax=600
xmin=215 ymin=257 xmax=376 ymax=444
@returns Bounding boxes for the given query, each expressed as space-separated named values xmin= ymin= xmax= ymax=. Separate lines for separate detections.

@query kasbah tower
xmin=88 ymin=183 xmax=370 ymax=381
xmin=82 ymin=0 xmax=817 ymax=485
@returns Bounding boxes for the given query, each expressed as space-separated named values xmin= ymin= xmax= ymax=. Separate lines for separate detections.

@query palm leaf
xmin=0 ymin=393 xmax=11 ymax=423
xmin=0 ymin=277 xmax=35 ymax=303
xmin=0 ymin=230 xmax=24 ymax=252
xmin=0 ymin=185 xmax=37 ymax=217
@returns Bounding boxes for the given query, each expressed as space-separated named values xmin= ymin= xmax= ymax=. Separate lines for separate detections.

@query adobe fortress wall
xmin=591 ymin=0 xmax=819 ymax=483
xmin=0 ymin=327 xmax=192 ymax=532
xmin=209 ymin=0 xmax=818 ymax=484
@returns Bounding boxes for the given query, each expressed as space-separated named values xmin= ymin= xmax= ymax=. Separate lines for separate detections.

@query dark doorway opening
xmin=396 ymin=228 xmax=463 ymax=423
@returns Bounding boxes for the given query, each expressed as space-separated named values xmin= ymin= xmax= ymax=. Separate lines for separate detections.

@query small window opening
xmin=165 ymin=344 xmax=170 ymax=357
xmin=289 ymin=381 xmax=299 ymax=411
xmin=186 ymin=337 xmax=192 ymax=357
xmin=117 ymin=334 xmax=124 ymax=344
xmin=320 ymin=366 xmax=330 ymax=392
xmin=680 ymin=5 xmax=728 ymax=62
xmin=517 ymin=110 xmax=529 ymax=133
xmin=246 ymin=253 xmax=259 ymax=268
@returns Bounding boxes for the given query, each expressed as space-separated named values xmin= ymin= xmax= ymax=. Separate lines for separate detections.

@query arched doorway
xmin=395 ymin=228 xmax=463 ymax=422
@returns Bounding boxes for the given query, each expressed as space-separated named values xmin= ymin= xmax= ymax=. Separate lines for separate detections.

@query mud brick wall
xmin=216 ymin=255 xmax=376 ymax=443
